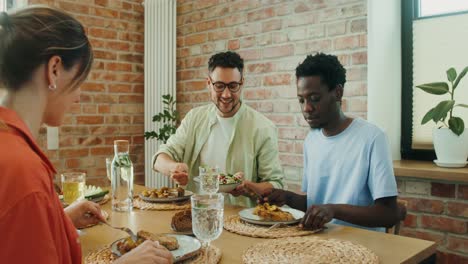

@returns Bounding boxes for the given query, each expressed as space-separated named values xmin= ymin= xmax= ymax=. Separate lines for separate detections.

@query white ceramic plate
xmin=193 ymin=176 xmax=240 ymax=193
xmin=434 ymin=159 xmax=468 ymax=168
xmin=238 ymin=207 xmax=305 ymax=226
xmin=111 ymin=234 xmax=201 ymax=262
xmin=139 ymin=190 xmax=193 ymax=203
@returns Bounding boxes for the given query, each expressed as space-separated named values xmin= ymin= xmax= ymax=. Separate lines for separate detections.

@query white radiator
xmin=144 ymin=0 xmax=177 ymax=188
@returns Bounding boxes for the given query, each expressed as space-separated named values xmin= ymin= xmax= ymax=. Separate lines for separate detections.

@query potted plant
xmin=416 ymin=66 xmax=468 ymax=167
xmin=144 ymin=94 xmax=179 ymax=143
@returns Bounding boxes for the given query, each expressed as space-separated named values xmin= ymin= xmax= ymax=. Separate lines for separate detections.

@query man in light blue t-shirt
xmin=263 ymin=53 xmax=399 ymax=232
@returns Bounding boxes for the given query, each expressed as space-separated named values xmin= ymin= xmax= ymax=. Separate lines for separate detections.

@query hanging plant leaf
xmin=447 ymin=68 xmax=457 ymax=83
xmin=432 ymin=100 xmax=455 ymax=123
xmin=448 ymin=117 xmax=464 ymax=136
xmin=456 ymin=104 xmax=468 ymax=108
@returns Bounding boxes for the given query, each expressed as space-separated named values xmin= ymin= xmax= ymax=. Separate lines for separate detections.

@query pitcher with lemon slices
xmin=111 ymin=140 xmax=134 ymax=212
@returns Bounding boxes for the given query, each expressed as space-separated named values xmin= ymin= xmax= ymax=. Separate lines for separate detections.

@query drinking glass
xmin=61 ymin=172 xmax=86 ymax=205
xmin=106 ymin=157 xmax=112 ymax=181
xmin=191 ymin=193 xmax=224 ymax=260
xmin=199 ymin=166 xmax=220 ymax=194
xmin=111 ymin=140 xmax=134 ymax=212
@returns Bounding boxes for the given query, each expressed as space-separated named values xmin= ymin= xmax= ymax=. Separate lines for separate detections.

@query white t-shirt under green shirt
xmin=199 ymin=114 xmax=235 ymax=173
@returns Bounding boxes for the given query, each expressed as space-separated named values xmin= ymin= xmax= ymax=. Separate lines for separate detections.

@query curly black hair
xmin=208 ymin=51 xmax=244 ymax=75
xmin=295 ymin=53 xmax=346 ymax=91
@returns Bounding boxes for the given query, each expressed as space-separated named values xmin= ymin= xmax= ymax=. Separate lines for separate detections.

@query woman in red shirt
xmin=0 ymin=6 xmax=172 ymax=264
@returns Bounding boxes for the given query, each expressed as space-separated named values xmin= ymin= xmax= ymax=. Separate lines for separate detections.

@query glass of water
xmin=191 ymin=193 xmax=224 ymax=260
xmin=199 ymin=166 xmax=220 ymax=194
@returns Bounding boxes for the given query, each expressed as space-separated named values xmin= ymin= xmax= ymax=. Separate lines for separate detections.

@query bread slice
xmin=137 ymin=230 xmax=179 ymax=250
xmin=171 ymin=209 xmax=192 ymax=232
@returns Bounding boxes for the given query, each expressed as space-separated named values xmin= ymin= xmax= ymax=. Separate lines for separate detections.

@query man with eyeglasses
xmin=152 ymin=51 xmax=284 ymax=206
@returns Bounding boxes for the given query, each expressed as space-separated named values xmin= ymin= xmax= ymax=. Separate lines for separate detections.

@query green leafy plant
xmin=144 ymin=94 xmax=179 ymax=143
xmin=416 ymin=66 xmax=468 ymax=136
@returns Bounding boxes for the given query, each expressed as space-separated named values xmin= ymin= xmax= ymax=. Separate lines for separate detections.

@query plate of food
xmin=110 ymin=230 xmax=201 ymax=262
xmin=139 ymin=187 xmax=193 ymax=203
xmin=171 ymin=209 xmax=193 ymax=235
xmin=193 ymin=172 xmax=243 ymax=193
xmin=239 ymin=203 xmax=305 ymax=226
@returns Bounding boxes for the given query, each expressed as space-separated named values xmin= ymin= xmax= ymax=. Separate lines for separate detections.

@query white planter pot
xmin=433 ymin=128 xmax=468 ymax=168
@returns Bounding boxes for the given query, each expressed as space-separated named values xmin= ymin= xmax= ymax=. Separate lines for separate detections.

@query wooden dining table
xmin=80 ymin=186 xmax=437 ymax=264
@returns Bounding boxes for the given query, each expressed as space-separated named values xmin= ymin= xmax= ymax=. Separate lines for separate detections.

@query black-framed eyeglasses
xmin=208 ymin=76 xmax=243 ymax=93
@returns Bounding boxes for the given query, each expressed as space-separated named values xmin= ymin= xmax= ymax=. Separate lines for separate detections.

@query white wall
xmin=367 ymin=0 xmax=402 ymax=160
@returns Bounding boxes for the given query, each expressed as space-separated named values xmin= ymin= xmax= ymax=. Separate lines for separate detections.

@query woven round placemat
xmin=84 ymin=244 xmax=221 ymax=264
xmin=224 ymin=215 xmax=319 ymax=238
xmin=133 ymin=197 xmax=191 ymax=211
xmin=242 ymin=236 xmax=379 ymax=264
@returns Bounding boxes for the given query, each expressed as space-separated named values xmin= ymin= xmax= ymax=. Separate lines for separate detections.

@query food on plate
xmin=253 ymin=203 xmax=295 ymax=221
xmin=171 ymin=209 xmax=192 ymax=232
xmin=141 ymin=187 xmax=185 ymax=198
xmin=137 ymin=230 xmax=179 ymax=250
xmin=218 ymin=172 xmax=243 ymax=185
xmin=116 ymin=230 xmax=179 ymax=255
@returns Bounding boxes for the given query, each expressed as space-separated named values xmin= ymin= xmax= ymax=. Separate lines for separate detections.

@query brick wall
xmin=28 ymin=0 xmax=145 ymax=185
xmin=176 ymin=0 xmax=368 ymax=190
xmin=398 ymin=178 xmax=468 ymax=263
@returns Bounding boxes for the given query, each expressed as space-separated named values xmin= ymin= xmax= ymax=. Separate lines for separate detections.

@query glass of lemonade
xmin=191 ymin=193 xmax=224 ymax=260
xmin=61 ymin=172 xmax=86 ymax=205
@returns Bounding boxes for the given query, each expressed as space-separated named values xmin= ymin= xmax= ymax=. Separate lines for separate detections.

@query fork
xmin=101 ymin=221 xmax=138 ymax=242
xmin=266 ymin=222 xmax=287 ymax=231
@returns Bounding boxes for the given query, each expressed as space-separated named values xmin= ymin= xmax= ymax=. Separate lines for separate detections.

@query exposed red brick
xmin=437 ymin=250 xmax=468 ymax=264
xmin=89 ymin=28 xmax=117 ymax=39
xmin=263 ymin=74 xmax=291 ymax=86
xmin=247 ymin=63 xmax=274 ymax=74
xmin=238 ymin=49 xmax=262 ymax=60
xmin=266 ymin=114 xmax=295 ymax=126
xmin=59 ymin=149 xmax=89 ymax=158
xmin=447 ymin=202 xmax=468 ymax=218
xmin=262 ymin=19 xmax=282 ymax=32
xmin=431 ymin=182 xmax=456 ymax=198
xmin=77 ymin=116 xmax=104 ymax=125
xmin=185 ymin=33 xmax=207 ymax=46
xmin=263 ymin=45 xmax=294 ymax=58
xmin=228 ymin=39 xmax=240 ymax=50
xmin=279 ymin=154 xmax=302 ymax=167
xmin=247 ymin=7 xmax=274 ymax=21
xmin=420 ymin=215 xmax=467 ymax=234
xmin=459 ymin=185 xmax=468 ymax=200
xmin=90 ymin=147 xmax=114 ymax=156
xmin=185 ymin=81 xmax=207 ymax=92
xmin=402 ymin=197 xmax=444 ymax=214
xmin=447 ymin=236 xmax=468 ymax=254
xmin=59 ymin=2 xmax=89 ymax=14
xmin=402 ymin=213 xmax=418 ymax=228
xmin=400 ymin=228 xmax=445 ymax=244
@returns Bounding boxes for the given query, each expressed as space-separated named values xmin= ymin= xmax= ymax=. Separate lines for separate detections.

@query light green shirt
xmin=153 ymin=103 xmax=284 ymax=206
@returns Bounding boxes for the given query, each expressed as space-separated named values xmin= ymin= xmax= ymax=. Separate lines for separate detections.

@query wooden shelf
xmin=394 ymin=160 xmax=468 ymax=183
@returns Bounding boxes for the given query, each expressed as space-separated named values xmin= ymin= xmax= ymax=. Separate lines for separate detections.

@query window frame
xmin=401 ymin=0 xmax=468 ymax=160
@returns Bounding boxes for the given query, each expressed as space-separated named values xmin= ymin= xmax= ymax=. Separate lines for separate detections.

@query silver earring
xmin=48 ymin=84 xmax=57 ymax=91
